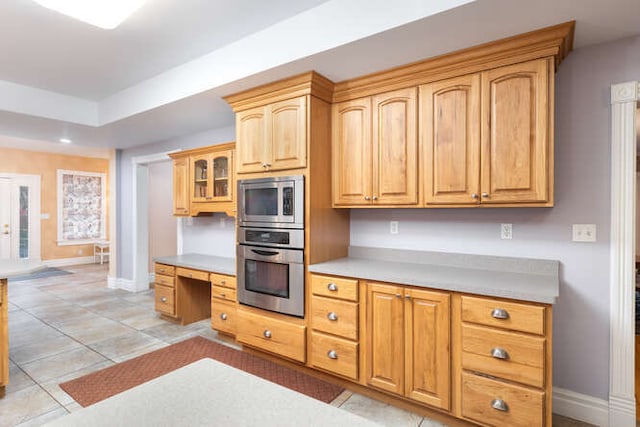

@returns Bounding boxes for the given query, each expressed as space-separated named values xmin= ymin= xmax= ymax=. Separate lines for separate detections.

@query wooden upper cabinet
xmin=421 ymin=74 xmax=481 ymax=206
xmin=421 ymin=58 xmax=552 ymax=207
xmin=481 ymin=58 xmax=551 ymax=205
xmin=172 ymin=156 xmax=190 ymax=216
xmin=372 ymin=88 xmax=418 ymax=205
xmin=268 ymin=96 xmax=307 ymax=171
xmin=332 ymin=98 xmax=372 ymax=205
xmin=236 ymin=96 xmax=307 ymax=174
xmin=236 ymin=107 xmax=267 ymax=174
xmin=333 ymin=88 xmax=417 ymax=206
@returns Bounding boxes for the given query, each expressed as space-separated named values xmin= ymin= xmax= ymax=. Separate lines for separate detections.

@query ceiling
xmin=0 ymin=0 xmax=639 ymax=155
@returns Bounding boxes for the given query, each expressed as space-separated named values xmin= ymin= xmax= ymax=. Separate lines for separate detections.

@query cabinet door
xmin=172 ymin=157 xmax=190 ymax=216
xmin=372 ymin=88 xmax=418 ymax=205
xmin=212 ymin=150 xmax=232 ymax=202
xmin=481 ymin=58 xmax=550 ymax=204
xmin=332 ymin=98 xmax=372 ymax=206
xmin=190 ymin=154 xmax=211 ymax=202
xmin=236 ymin=106 xmax=267 ymax=174
xmin=267 ymin=96 xmax=307 ymax=171
xmin=366 ymin=282 xmax=404 ymax=394
xmin=404 ymin=288 xmax=451 ymax=410
xmin=421 ymin=75 xmax=480 ymax=205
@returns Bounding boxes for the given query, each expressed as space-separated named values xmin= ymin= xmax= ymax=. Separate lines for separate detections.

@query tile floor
xmin=1 ymin=263 xmax=596 ymax=427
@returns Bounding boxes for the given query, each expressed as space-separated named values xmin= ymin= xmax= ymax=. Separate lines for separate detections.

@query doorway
xmin=0 ymin=174 xmax=41 ymax=261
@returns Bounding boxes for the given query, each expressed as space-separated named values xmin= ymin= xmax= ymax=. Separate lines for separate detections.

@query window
xmin=57 ymin=170 xmax=106 ymax=245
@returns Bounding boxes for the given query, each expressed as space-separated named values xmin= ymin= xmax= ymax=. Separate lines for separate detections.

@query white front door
xmin=0 ymin=175 xmax=41 ymax=261
xmin=0 ymin=178 xmax=10 ymax=259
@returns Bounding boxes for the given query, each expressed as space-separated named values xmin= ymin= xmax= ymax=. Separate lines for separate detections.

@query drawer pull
xmin=327 ymin=350 xmax=338 ymax=359
xmin=188 ymin=273 xmax=193 ymax=278
xmin=220 ymin=313 xmax=228 ymax=321
xmin=220 ymin=293 xmax=226 ymax=298
xmin=491 ymin=308 xmax=509 ymax=319
xmin=491 ymin=399 xmax=509 ymax=412
xmin=491 ymin=347 xmax=510 ymax=360
xmin=263 ymin=330 xmax=272 ymax=339
xmin=221 ymin=280 xmax=226 ymax=285
xmin=327 ymin=312 xmax=338 ymax=321
xmin=160 ymin=297 xmax=167 ymax=303
xmin=327 ymin=282 xmax=338 ymax=292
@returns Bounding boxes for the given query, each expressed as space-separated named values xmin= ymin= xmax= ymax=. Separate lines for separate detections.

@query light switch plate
xmin=572 ymin=224 xmax=596 ymax=242
xmin=501 ymin=223 xmax=512 ymax=240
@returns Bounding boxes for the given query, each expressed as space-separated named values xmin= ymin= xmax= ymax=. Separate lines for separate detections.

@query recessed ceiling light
xmin=59 ymin=138 xmax=72 ymax=144
xmin=32 ymin=0 xmax=147 ymax=30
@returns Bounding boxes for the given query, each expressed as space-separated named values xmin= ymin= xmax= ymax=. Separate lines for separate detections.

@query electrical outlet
xmin=572 ymin=224 xmax=596 ymax=242
xmin=219 ymin=217 xmax=226 ymax=228
xmin=501 ymin=223 xmax=512 ymax=240
xmin=390 ymin=221 xmax=399 ymax=234
xmin=77 ymin=249 xmax=83 ymax=255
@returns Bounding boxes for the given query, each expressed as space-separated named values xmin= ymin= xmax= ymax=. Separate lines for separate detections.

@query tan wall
xmin=148 ymin=161 xmax=176 ymax=271
xmin=0 ymin=147 xmax=109 ymax=261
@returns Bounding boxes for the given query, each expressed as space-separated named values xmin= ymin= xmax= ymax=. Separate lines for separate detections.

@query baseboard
xmin=42 ymin=256 xmax=96 ymax=267
xmin=107 ymin=276 xmax=138 ymax=292
xmin=553 ymin=387 xmax=610 ymax=427
xmin=148 ymin=272 xmax=155 ymax=283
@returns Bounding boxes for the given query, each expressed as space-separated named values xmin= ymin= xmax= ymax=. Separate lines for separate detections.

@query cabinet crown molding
xmin=224 ymin=71 xmax=335 ymax=112
xmin=168 ymin=141 xmax=236 ymax=159
xmin=332 ymin=21 xmax=574 ymax=102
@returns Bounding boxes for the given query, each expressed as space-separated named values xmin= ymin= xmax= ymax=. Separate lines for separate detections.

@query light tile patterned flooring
xmin=1 ymin=263 xmax=595 ymax=427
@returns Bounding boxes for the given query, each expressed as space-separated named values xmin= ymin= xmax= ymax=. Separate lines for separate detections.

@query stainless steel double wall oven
xmin=236 ymin=175 xmax=305 ymax=317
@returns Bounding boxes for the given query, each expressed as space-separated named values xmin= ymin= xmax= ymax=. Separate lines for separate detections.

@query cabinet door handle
xmin=491 ymin=347 xmax=509 ymax=360
xmin=160 ymin=297 xmax=167 ymax=303
xmin=220 ymin=313 xmax=228 ymax=321
xmin=471 ymin=193 xmax=478 ymax=199
xmin=327 ymin=350 xmax=338 ymax=359
xmin=481 ymin=192 xmax=489 ymax=198
xmin=364 ymin=196 xmax=371 ymax=201
xmin=491 ymin=308 xmax=509 ymax=320
xmin=327 ymin=283 xmax=338 ymax=292
xmin=405 ymin=294 xmax=411 ymax=300
xmin=327 ymin=312 xmax=338 ymax=321
xmin=491 ymin=399 xmax=509 ymax=412
xmin=372 ymin=195 xmax=378 ymax=201
xmin=263 ymin=330 xmax=272 ymax=339
xmin=395 ymin=293 xmax=402 ymax=298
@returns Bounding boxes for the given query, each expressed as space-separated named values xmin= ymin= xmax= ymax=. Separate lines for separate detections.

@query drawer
xmin=310 ymin=274 xmax=358 ymax=302
xmin=210 ymin=273 xmax=236 ymax=289
xmin=154 ymin=285 xmax=176 ymax=316
xmin=237 ymin=309 xmax=306 ymax=362
xmin=461 ymin=295 xmax=545 ymax=335
xmin=176 ymin=267 xmax=210 ymax=282
xmin=462 ymin=372 xmax=544 ymax=427
xmin=310 ymin=295 xmax=358 ymax=340
xmin=155 ymin=273 xmax=175 ymax=287
xmin=211 ymin=284 xmax=237 ymax=302
xmin=310 ymin=331 xmax=358 ymax=380
xmin=211 ymin=299 xmax=236 ymax=336
xmin=155 ymin=264 xmax=175 ymax=276
xmin=462 ymin=323 xmax=545 ymax=388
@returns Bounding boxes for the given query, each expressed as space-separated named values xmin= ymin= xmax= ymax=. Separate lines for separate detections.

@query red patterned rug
xmin=60 ymin=336 xmax=344 ymax=407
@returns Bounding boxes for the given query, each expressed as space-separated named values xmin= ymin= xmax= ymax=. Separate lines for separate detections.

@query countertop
xmin=44 ymin=358 xmax=380 ymax=427
xmin=309 ymin=246 xmax=560 ymax=304
xmin=154 ymin=253 xmax=235 ymax=276
xmin=0 ymin=259 xmax=45 ymax=279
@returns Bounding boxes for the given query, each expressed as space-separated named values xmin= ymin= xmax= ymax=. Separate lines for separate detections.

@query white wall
xmin=181 ymin=213 xmax=235 ymax=258
xmin=350 ymin=34 xmax=640 ymax=400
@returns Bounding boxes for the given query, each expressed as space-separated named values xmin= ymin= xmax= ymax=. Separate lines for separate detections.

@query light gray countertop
xmin=0 ymin=259 xmax=45 ymax=279
xmin=44 ymin=358 xmax=381 ymax=427
xmin=154 ymin=253 xmax=235 ymax=276
xmin=309 ymin=246 xmax=560 ymax=304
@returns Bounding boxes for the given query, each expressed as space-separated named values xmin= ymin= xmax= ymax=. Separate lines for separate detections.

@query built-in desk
xmin=153 ymin=254 xmax=235 ymax=326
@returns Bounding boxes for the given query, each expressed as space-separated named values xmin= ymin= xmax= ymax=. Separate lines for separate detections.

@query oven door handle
xmin=251 ymin=249 xmax=280 ymax=257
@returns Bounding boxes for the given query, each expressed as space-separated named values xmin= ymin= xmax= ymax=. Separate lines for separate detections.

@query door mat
xmin=8 ymin=267 xmax=72 ymax=282
xmin=60 ymin=336 xmax=345 ymax=407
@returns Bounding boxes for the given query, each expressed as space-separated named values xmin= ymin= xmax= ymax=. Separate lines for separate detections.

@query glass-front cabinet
xmin=170 ymin=142 xmax=235 ymax=216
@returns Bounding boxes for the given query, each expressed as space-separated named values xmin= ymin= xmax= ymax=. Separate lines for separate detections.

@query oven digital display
xmin=244 ymin=259 xmax=290 ymax=298
xmin=244 ymin=188 xmax=278 ymax=216
xmin=245 ymin=230 xmax=290 ymax=245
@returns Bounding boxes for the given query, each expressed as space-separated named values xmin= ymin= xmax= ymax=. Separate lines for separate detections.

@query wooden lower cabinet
xmin=366 ymin=282 xmax=451 ymax=411
xmin=211 ymin=299 xmax=236 ymax=336
xmin=309 ymin=331 xmax=358 ymax=380
xmin=0 ymin=279 xmax=7 ymax=398
xmin=236 ymin=308 xmax=306 ymax=363
xmin=154 ymin=284 xmax=176 ymax=317
xmin=458 ymin=294 xmax=551 ymax=426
